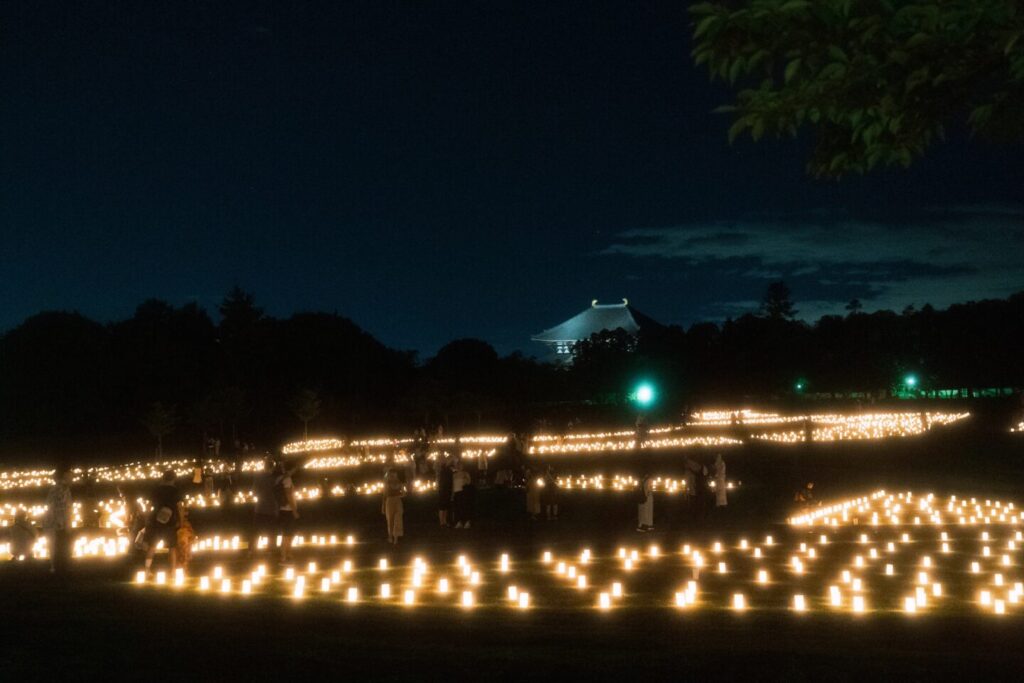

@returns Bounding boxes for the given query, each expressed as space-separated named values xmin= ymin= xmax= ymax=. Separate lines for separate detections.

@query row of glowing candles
xmin=0 ymin=489 xmax=1004 ymax=568
xmin=789 ymin=490 xmax=1018 ymax=526
xmin=129 ymin=542 xmax=1023 ymax=615
xmin=3 ymin=531 xmax=358 ymax=561
xmin=128 ymin=514 xmax=1022 ymax=617
xmin=0 ymin=410 xmax=972 ymax=492
xmin=0 ymin=472 xmax=741 ymax=530
xmin=136 ymin=555 xmax=530 ymax=609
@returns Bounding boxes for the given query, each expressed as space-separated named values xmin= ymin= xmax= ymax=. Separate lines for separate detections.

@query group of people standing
xmin=636 ymin=453 xmax=727 ymax=532
xmin=251 ymin=456 xmax=300 ymax=562
xmin=24 ymin=437 xmax=732 ymax=574
xmin=525 ymin=465 xmax=560 ymax=521
xmin=434 ymin=455 xmax=478 ymax=530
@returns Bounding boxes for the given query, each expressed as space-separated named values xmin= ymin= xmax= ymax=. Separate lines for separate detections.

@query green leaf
xmin=862 ymin=122 xmax=884 ymax=145
xmin=728 ymin=58 xmax=744 ymax=84
xmin=780 ymin=0 xmax=811 ymax=12
xmin=688 ymin=3 xmax=717 ymax=16
xmin=827 ymin=46 xmax=849 ymax=64
xmin=1005 ymin=33 xmax=1020 ymax=56
xmin=694 ymin=15 xmax=717 ymax=40
xmin=828 ymin=153 xmax=849 ymax=173
xmin=820 ymin=62 xmax=847 ymax=80
xmin=728 ymin=117 xmax=750 ymax=144
xmin=905 ymin=67 xmax=930 ymax=94
xmin=906 ymin=32 xmax=930 ymax=48
xmin=746 ymin=49 xmax=770 ymax=74
xmin=784 ymin=58 xmax=802 ymax=84
xmin=751 ymin=119 xmax=765 ymax=141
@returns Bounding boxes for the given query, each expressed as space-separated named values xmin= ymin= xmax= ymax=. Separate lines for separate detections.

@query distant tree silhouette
xmin=2 ymin=286 xmax=1023 ymax=465
xmin=219 ymin=287 xmax=264 ymax=339
xmin=141 ymin=402 xmax=178 ymax=457
xmin=761 ymin=281 xmax=797 ymax=320
xmin=289 ymin=389 xmax=321 ymax=440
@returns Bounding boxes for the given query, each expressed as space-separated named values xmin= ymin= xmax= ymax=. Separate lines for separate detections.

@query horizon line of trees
xmin=1 ymin=284 xmax=1022 ymax=462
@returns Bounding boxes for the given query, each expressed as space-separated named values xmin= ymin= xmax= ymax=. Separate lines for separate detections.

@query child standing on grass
xmin=176 ymin=508 xmax=195 ymax=571
xmin=382 ymin=469 xmax=406 ymax=545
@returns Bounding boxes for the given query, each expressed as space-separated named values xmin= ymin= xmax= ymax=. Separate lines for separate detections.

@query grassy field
xmin=2 ymin=422 xmax=1023 ymax=680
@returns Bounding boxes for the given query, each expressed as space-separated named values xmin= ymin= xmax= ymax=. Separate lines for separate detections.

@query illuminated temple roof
xmin=532 ymin=299 xmax=662 ymax=360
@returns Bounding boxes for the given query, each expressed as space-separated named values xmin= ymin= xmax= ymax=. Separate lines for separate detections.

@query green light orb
xmin=904 ymin=374 xmax=918 ymax=387
xmin=634 ymin=383 xmax=655 ymax=406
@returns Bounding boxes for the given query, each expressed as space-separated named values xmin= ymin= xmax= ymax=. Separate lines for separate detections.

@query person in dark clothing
xmin=142 ymin=470 xmax=184 ymax=574
xmin=44 ymin=470 xmax=73 ymax=574
xmin=436 ymin=454 xmax=454 ymax=527
xmin=542 ymin=466 xmax=560 ymax=520
xmin=10 ymin=510 xmax=38 ymax=561
xmin=249 ymin=456 xmax=279 ymax=557
xmin=694 ymin=461 xmax=712 ymax=522
xmin=117 ymin=485 xmax=146 ymax=547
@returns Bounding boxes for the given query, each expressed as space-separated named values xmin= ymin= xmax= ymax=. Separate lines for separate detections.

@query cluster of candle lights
xmin=0 ymin=409 xmax=968 ymax=537
xmin=0 ymin=410 xmax=967 ymax=496
xmin=108 ymin=489 xmax=1023 ymax=618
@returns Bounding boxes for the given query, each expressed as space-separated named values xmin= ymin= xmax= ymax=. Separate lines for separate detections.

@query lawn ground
xmin=2 ymin=420 xmax=1023 ymax=681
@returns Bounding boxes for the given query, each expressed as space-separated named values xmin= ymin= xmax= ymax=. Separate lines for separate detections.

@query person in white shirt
xmin=275 ymin=462 xmax=299 ymax=564
xmin=637 ymin=473 xmax=654 ymax=532
xmin=713 ymin=453 xmax=728 ymax=508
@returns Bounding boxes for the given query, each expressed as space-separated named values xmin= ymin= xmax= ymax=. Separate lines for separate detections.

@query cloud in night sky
xmin=602 ymin=204 xmax=1024 ymax=322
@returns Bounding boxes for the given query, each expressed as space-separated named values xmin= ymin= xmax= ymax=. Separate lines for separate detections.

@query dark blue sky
xmin=2 ymin=1 xmax=1022 ymax=356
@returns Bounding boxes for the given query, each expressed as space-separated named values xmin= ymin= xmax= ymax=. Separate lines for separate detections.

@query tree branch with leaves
xmin=691 ymin=0 xmax=1024 ymax=176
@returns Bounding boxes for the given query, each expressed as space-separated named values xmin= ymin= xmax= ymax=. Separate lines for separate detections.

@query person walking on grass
xmin=382 ymin=469 xmax=407 ymax=545
xmin=142 ymin=470 xmax=184 ymax=575
xmin=436 ymin=454 xmax=453 ymax=527
xmin=43 ymin=469 xmax=73 ymax=574
xmin=525 ymin=466 xmax=542 ymax=521
xmin=117 ymin=485 xmax=146 ymax=545
xmin=249 ymin=456 xmax=281 ymax=557
xmin=452 ymin=460 xmax=474 ymax=529
xmin=713 ymin=453 xmax=728 ymax=510
xmin=542 ymin=465 xmax=560 ymax=521
xmin=635 ymin=413 xmax=649 ymax=451
xmin=275 ymin=461 xmax=299 ymax=564
xmin=637 ymin=472 xmax=654 ymax=532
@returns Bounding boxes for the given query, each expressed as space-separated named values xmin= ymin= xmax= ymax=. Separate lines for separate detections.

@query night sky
xmin=2 ymin=1 xmax=1022 ymax=356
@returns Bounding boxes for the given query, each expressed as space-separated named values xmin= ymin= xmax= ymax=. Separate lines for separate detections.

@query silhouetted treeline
xmin=572 ymin=293 xmax=1024 ymax=405
xmin=1 ymin=287 xmax=1022 ymax=459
